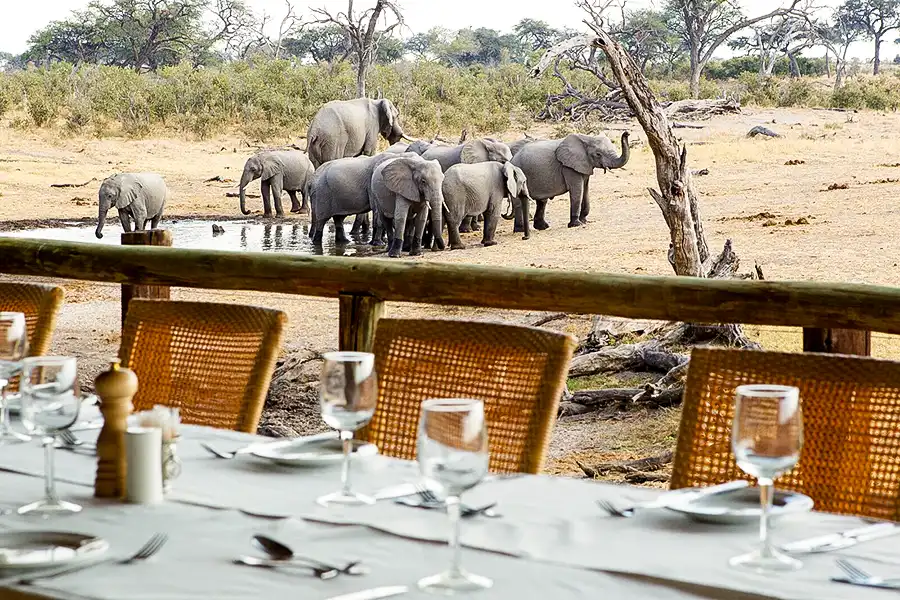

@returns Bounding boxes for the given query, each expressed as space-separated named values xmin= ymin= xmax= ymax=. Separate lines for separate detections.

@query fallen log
xmin=51 ymin=179 xmax=95 ymax=188
xmin=569 ymin=341 xmax=687 ymax=378
xmin=748 ymin=126 xmax=781 ymax=139
xmin=625 ymin=471 xmax=670 ymax=484
xmin=577 ymin=451 xmax=674 ymax=479
xmin=532 ymin=312 xmax=568 ymax=327
xmin=225 ymin=192 xmax=260 ymax=198
xmin=674 ymin=122 xmax=705 ymax=129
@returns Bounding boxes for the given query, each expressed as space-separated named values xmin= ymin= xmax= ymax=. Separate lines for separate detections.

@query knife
xmin=781 ymin=522 xmax=897 ymax=554
xmin=323 ymin=585 xmax=409 ymax=600
xmin=833 ymin=577 xmax=900 ymax=591
xmin=638 ymin=479 xmax=750 ymax=510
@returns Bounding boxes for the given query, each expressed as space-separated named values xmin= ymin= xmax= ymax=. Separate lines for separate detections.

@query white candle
xmin=125 ymin=427 xmax=164 ymax=505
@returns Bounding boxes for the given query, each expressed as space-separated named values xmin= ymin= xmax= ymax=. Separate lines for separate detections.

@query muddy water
xmin=0 ymin=219 xmax=380 ymax=257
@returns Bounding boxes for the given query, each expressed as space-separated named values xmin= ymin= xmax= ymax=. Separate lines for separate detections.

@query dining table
xmin=0 ymin=413 xmax=898 ymax=600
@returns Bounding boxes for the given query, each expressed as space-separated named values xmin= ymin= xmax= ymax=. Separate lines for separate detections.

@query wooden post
xmin=802 ymin=328 xmax=871 ymax=356
xmin=121 ymin=230 xmax=172 ymax=327
xmin=338 ymin=293 xmax=384 ymax=353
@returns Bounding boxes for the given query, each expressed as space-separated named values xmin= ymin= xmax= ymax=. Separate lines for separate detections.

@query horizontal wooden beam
xmin=2 ymin=238 xmax=899 ymax=333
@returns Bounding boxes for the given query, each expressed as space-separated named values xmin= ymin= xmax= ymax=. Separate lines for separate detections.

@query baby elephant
xmin=95 ymin=173 xmax=168 ymax=239
xmin=239 ymin=150 xmax=314 ymax=217
xmin=442 ymin=162 xmax=531 ymax=249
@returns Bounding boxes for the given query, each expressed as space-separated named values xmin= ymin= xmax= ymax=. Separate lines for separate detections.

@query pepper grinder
xmin=93 ymin=359 xmax=138 ymax=499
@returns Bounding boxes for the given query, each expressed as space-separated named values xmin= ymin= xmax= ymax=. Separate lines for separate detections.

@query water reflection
xmin=1 ymin=219 xmax=380 ymax=258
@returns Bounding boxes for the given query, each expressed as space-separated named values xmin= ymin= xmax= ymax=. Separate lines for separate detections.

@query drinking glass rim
xmin=735 ymin=384 xmax=799 ymax=399
xmin=21 ymin=356 xmax=76 ymax=368
xmin=322 ymin=351 xmax=374 ymax=363
xmin=421 ymin=398 xmax=483 ymax=412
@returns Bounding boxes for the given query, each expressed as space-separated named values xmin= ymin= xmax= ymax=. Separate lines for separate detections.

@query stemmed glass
xmin=17 ymin=356 xmax=82 ymax=515
xmin=417 ymin=398 xmax=492 ymax=594
xmin=316 ymin=351 xmax=378 ymax=507
xmin=730 ymin=384 xmax=803 ymax=572
xmin=0 ymin=312 xmax=31 ymax=444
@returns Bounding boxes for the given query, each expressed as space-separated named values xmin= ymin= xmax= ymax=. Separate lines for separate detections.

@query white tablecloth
xmin=0 ymin=422 xmax=897 ymax=600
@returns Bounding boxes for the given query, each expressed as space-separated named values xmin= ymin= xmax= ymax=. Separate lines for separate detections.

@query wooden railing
xmin=0 ymin=236 xmax=891 ymax=354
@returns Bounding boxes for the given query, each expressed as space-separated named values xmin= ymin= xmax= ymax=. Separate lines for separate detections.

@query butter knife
xmin=781 ymin=522 xmax=897 ymax=554
xmin=324 ymin=585 xmax=409 ymax=600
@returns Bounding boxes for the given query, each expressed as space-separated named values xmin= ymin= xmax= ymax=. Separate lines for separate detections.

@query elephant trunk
xmin=430 ymin=193 xmax=445 ymax=250
xmin=387 ymin=123 xmax=405 ymax=145
xmin=239 ymin=168 xmax=255 ymax=215
xmin=501 ymin=198 xmax=515 ymax=220
xmin=609 ymin=132 xmax=631 ymax=170
xmin=95 ymin=201 xmax=109 ymax=239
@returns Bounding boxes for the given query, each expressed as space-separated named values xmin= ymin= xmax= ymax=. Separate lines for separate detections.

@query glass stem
xmin=758 ymin=478 xmax=774 ymax=558
xmin=339 ymin=430 xmax=353 ymax=496
xmin=0 ymin=379 xmax=9 ymax=433
xmin=44 ymin=436 xmax=59 ymax=503
xmin=447 ymin=495 xmax=463 ymax=576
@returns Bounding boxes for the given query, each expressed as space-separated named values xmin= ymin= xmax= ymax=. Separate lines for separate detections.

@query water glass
xmin=0 ymin=312 xmax=31 ymax=444
xmin=730 ymin=384 xmax=803 ymax=572
xmin=18 ymin=356 xmax=82 ymax=515
xmin=316 ymin=351 xmax=378 ymax=507
xmin=417 ymin=398 xmax=492 ymax=594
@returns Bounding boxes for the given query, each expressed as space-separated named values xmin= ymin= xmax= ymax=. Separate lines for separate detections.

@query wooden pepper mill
xmin=94 ymin=359 xmax=138 ymax=498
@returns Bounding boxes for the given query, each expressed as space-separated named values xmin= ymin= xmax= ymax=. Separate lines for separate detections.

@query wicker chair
xmin=0 ymin=282 xmax=64 ymax=356
xmin=361 ymin=318 xmax=577 ymax=474
xmin=671 ymin=347 xmax=900 ymax=521
xmin=120 ymin=299 xmax=286 ymax=433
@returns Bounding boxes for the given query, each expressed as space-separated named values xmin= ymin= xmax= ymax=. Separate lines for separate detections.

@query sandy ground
xmin=2 ymin=106 xmax=900 ymax=477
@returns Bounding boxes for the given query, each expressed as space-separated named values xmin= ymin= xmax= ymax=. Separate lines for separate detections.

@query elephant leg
xmin=288 ymin=191 xmax=303 ymax=214
xmin=261 ymin=180 xmax=273 ymax=217
xmin=376 ymin=216 xmax=393 ymax=248
xmin=459 ymin=215 xmax=473 ymax=233
xmin=517 ymin=196 xmax=531 ymax=240
xmin=513 ymin=202 xmax=525 ymax=233
xmin=482 ymin=202 xmax=500 ymax=247
xmin=311 ymin=215 xmax=327 ymax=245
xmin=272 ymin=179 xmax=285 ymax=217
xmin=563 ymin=169 xmax=586 ymax=228
xmin=333 ymin=215 xmax=350 ymax=245
xmin=409 ymin=207 xmax=429 ymax=256
xmin=120 ymin=212 xmax=133 ymax=233
xmin=534 ymin=200 xmax=550 ymax=231
xmin=579 ymin=177 xmax=591 ymax=224
xmin=422 ymin=222 xmax=433 ymax=250
xmin=389 ymin=200 xmax=411 ymax=258
xmin=350 ymin=213 xmax=369 ymax=235
xmin=447 ymin=214 xmax=465 ymax=250
xmin=150 ymin=215 xmax=161 ymax=229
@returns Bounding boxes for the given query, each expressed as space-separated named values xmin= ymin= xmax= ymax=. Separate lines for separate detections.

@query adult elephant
xmin=510 ymin=132 xmax=630 ymax=230
xmin=95 ymin=173 xmax=168 ymax=239
xmin=442 ymin=162 xmax=531 ymax=250
xmin=370 ymin=155 xmax=445 ymax=258
xmin=509 ymin=137 xmax=541 ymax=158
xmin=306 ymin=98 xmax=406 ymax=168
xmin=308 ymin=152 xmax=415 ymax=246
xmin=238 ymin=150 xmax=314 ymax=217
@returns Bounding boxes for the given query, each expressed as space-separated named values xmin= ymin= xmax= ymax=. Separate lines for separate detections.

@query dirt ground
xmin=2 ymin=106 xmax=900 ymax=480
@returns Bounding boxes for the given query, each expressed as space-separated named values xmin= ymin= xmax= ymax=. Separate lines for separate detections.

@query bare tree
xmin=311 ymin=0 xmax=403 ymax=97
xmin=664 ymin=0 xmax=804 ymax=98
xmin=807 ymin=10 xmax=860 ymax=89
xmin=838 ymin=0 xmax=900 ymax=75
xmin=732 ymin=15 xmax=814 ymax=77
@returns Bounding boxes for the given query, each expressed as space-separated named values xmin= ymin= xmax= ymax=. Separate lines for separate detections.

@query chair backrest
xmin=361 ymin=318 xmax=576 ymax=474
xmin=0 ymin=282 xmax=64 ymax=356
xmin=672 ymin=347 xmax=900 ymax=520
xmin=120 ymin=299 xmax=286 ymax=433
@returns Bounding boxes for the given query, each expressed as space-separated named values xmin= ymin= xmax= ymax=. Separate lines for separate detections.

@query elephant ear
xmin=556 ymin=134 xmax=593 ymax=175
xmin=261 ymin=154 xmax=283 ymax=181
xmin=115 ymin=177 xmax=139 ymax=209
xmin=503 ymin=162 xmax=517 ymax=198
xmin=461 ymin=139 xmax=489 ymax=163
xmin=382 ymin=159 xmax=419 ymax=201
xmin=512 ymin=165 xmax=529 ymax=196
xmin=378 ymin=99 xmax=395 ymax=138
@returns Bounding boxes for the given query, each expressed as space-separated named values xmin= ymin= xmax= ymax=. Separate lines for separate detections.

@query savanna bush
xmin=831 ymin=75 xmax=900 ymax=111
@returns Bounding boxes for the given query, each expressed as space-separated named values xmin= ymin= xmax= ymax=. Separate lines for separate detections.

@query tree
xmin=730 ymin=15 xmax=813 ymax=77
xmin=838 ymin=0 xmax=900 ymax=74
xmin=807 ymin=9 xmax=861 ymax=88
xmin=284 ymin=25 xmax=350 ymax=63
xmin=618 ymin=9 xmax=685 ymax=74
xmin=404 ymin=28 xmax=450 ymax=60
xmin=663 ymin=0 xmax=803 ymax=98
xmin=24 ymin=14 xmax=108 ymax=65
xmin=312 ymin=0 xmax=404 ymax=97
xmin=513 ymin=18 xmax=564 ymax=52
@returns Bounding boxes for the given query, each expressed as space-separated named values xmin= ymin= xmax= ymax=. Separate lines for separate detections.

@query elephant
xmin=384 ymin=142 xmax=410 ymax=154
xmin=509 ymin=137 xmax=542 ymax=157
xmin=306 ymin=98 xmax=406 ymax=169
xmin=238 ymin=150 xmax=314 ymax=217
xmin=420 ymin=137 xmax=512 ymax=173
xmin=405 ymin=140 xmax=434 ymax=155
xmin=370 ymin=155 xmax=446 ymax=258
xmin=442 ymin=162 xmax=531 ymax=250
xmin=510 ymin=132 xmax=630 ymax=231
xmin=95 ymin=173 xmax=168 ymax=239
xmin=308 ymin=152 xmax=415 ymax=246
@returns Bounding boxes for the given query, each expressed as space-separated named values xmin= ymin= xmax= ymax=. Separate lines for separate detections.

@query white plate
xmin=665 ymin=486 xmax=814 ymax=525
xmin=250 ymin=434 xmax=378 ymax=466
xmin=0 ymin=531 xmax=109 ymax=570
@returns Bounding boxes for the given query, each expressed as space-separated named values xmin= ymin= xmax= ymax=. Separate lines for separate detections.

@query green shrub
xmin=831 ymin=75 xmax=900 ymax=111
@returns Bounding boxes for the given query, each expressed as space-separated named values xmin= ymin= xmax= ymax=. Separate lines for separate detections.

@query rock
xmin=796 ymin=217 xmax=809 ymax=225
xmin=748 ymin=126 xmax=781 ymax=139
xmin=763 ymin=220 xmax=778 ymax=227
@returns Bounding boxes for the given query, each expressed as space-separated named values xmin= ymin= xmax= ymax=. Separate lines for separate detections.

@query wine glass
xmin=17 ymin=356 xmax=82 ymax=515
xmin=417 ymin=398 xmax=492 ymax=594
xmin=316 ymin=351 xmax=378 ymax=507
xmin=0 ymin=312 xmax=31 ymax=444
xmin=730 ymin=384 xmax=803 ymax=572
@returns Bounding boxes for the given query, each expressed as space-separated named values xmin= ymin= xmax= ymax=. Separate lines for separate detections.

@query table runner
xmin=0 ymin=424 xmax=897 ymax=600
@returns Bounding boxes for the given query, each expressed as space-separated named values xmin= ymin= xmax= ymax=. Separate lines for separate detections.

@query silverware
xmin=323 ymin=585 xmax=409 ymax=600
xmin=234 ymin=555 xmax=339 ymax=580
xmin=597 ymin=480 xmax=750 ymax=518
xmin=201 ymin=442 xmax=258 ymax=459
xmin=832 ymin=558 xmax=900 ymax=590
xmin=252 ymin=535 xmax=368 ymax=576
xmin=394 ymin=495 xmax=500 ymax=518
xmin=1 ymin=533 xmax=168 ymax=586
xmin=782 ymin=522 xmax=899 ymax=554
xmin=373 ymin=482 xmax=430 ymax=501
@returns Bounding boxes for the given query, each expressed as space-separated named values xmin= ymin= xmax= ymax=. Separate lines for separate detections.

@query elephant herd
xmin=94 ymin=96 xmax=632 ymax=258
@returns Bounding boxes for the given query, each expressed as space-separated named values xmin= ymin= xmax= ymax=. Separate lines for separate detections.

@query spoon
xmin=234 ymin=556 xmax=339 ymax=579
xmin=252 ymin=535 xmax=369 ymax=576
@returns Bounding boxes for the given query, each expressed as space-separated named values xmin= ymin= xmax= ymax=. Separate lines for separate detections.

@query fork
xmin=597 ymin=499 xmax=640 ymax=518
xmin=835 ymin=558 xmax=900 ymax=585
xmin=401 ymin=488 xmax=499 ymax=518
xmin=9 ymin=533 xmax=168 ymax=585
xmin=202 ymin=442 xmax=253 ymax=459
xmin=58 ymin=430 xmax=84 ymax=448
